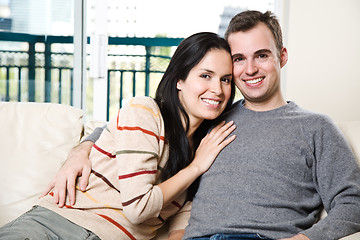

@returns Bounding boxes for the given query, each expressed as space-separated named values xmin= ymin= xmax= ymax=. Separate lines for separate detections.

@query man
xmin=183 ymin=10 xmax=360 ymax=240
xmin=43 ymin=10 xmax=360 ymax=240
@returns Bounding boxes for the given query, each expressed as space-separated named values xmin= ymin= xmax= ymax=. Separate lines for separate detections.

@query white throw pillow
xmin=0 ymin=102 xmax=84 ymax=225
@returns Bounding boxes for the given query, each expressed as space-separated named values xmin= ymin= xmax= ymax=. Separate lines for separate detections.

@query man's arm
xmin=40 ymin=126 xmax=105 ymax=207
xmin=302 ymin=117 xmax=360 ymax=239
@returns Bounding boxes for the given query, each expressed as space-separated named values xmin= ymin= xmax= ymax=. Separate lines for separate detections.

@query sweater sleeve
xmin=302 ymin=116 xmax=360 ymax=240
xmin=112 ymin=97 xmax=165 ymax=224
xmin=167 ymin=201 xmax=192 ymax=232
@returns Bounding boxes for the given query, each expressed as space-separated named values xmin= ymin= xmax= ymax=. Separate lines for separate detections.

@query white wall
xmin=280 ymin=0 xmax=360 ymax=122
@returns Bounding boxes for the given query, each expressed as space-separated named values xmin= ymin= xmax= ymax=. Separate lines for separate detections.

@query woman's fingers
xmin=218 ymin=134 xmax=236 ymax=149
xmin=39 ymin=180 xmax=55 ymax=199
xmin=39 ymin=142 xmax=93 ymax=207
xmin=205 ymin=121 xmax=236 ymax=145
xmin=79 ymin=165 xmax=92 ymax=191
xmin=193 ymin=121 xmax=236 ymax=173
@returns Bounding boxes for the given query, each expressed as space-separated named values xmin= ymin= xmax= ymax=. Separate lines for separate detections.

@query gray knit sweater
xmin=183 ymin=100 xmax=360 ymax=240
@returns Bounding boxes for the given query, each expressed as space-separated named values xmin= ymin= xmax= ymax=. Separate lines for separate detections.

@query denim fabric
xmin=0 ymin=205 xmax=100 ymax=240
xmin=189 ymin=233 xmax=273 ymax=240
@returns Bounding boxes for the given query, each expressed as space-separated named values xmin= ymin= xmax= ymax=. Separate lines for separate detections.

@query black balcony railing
xmin=0 ymin=32 xmax=183 ymax=120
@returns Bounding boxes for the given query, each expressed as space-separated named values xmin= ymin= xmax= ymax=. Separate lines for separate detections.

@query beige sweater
xmin=39 ymin=97 xmax=191 ymax=240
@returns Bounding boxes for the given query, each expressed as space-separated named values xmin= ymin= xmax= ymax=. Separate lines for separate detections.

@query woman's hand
xmin=190 ymin=121 xmax=236 ymax=174
xmin=40 ymin=141 xmax=94 ymax=207
xmin=158 ymin=121 xmax=236 ymax=207
xmin=167 ymin=229 xmax=185 ymax=240
xmin=279 ymin=234 xmax=310 ymax=240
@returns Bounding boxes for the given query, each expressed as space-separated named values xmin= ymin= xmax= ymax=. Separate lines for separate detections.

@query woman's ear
xmin=176 ymin=80 xmax=182 ymax=91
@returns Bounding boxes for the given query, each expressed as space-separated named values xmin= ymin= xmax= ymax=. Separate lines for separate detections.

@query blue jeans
xmin=189 ymin=233 xmax=273 ymax=240
xmin=0 ymin=205 xmax=100 ymax=240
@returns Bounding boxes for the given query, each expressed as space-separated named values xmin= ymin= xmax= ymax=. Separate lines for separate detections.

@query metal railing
xmin=0 ymin=32 xmax=183 ymax=120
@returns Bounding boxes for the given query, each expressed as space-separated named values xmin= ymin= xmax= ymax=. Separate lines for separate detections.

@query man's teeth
xmin=246 ymin=77 xmax=263 ymax=84
xmin=203 ymin=99 xmax=220 ymax=105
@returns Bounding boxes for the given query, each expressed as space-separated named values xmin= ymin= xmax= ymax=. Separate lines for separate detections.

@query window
xmin=0 ymin=0 xmax=279 ymax=120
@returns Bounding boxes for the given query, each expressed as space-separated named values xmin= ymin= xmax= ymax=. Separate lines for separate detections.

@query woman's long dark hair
xmin=155 ymin=32 xmax=235 ymax=200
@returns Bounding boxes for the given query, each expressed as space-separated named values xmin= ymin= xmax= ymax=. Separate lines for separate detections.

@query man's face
xmin=227 ymin=22 xmax=287 ymax=109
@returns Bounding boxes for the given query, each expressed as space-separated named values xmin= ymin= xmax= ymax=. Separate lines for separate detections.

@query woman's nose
xmin=210 ymin=80 xmax=222 ymax=95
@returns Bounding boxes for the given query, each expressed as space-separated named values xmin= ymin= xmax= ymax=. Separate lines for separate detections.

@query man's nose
xmin=245 ymin=60 xmax=258 ymax=75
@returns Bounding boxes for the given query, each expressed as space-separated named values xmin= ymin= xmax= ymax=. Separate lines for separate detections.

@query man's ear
xmin=280 ymin=47 xmax=288 ymax=68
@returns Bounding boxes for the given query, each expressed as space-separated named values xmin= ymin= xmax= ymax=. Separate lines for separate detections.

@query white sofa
xmin=0 ymin=101 xmax=359 ymax=240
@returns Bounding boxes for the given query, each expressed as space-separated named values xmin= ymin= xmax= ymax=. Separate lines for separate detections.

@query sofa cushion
xmin=0 ymin=102 xmax=84 ymax=225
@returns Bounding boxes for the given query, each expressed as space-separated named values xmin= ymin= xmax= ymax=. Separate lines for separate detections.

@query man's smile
xmin=244 ymin=77 xmax=264 ymax=85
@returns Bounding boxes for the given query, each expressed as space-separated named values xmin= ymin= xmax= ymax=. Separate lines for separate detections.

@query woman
xmin=0 ymin=32 xmax=236 ymax=240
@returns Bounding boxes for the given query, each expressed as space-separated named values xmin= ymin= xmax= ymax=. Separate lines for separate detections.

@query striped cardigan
xmin=39 ymin=97 xmax=191 ymax=240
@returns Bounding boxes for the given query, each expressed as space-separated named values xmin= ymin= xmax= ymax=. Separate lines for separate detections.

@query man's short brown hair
xmin=225 ymin=10 xmax=283 ymax=57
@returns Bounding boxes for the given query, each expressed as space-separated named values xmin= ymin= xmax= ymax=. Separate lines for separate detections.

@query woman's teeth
xmin=202 ymin=99 xmax=220 ymax=105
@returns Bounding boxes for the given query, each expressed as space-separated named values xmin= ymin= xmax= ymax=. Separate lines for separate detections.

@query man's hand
xmin=166 ymin=229 xmax=185 ymax=240
xmin=39 ymin=141 xmax=94 ymax=207
xmin=279 ymin=234 xmax=310 ymax=240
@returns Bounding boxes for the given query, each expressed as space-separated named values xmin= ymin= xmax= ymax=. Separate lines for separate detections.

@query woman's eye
xmin=222 ymin=77 xmax=232 ymax=83
xmin=201 ymin=74 xmax=211 ymax=79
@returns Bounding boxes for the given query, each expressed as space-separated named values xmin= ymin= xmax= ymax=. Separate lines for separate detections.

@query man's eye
xmin=233 ymin=57 xmax=243 ymax=62
xmin=258 ymin=54 xmax=268 ymax=58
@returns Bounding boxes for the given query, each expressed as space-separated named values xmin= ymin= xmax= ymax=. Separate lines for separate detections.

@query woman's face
xmin=177 ymin=48 xmax=233 ymax=127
